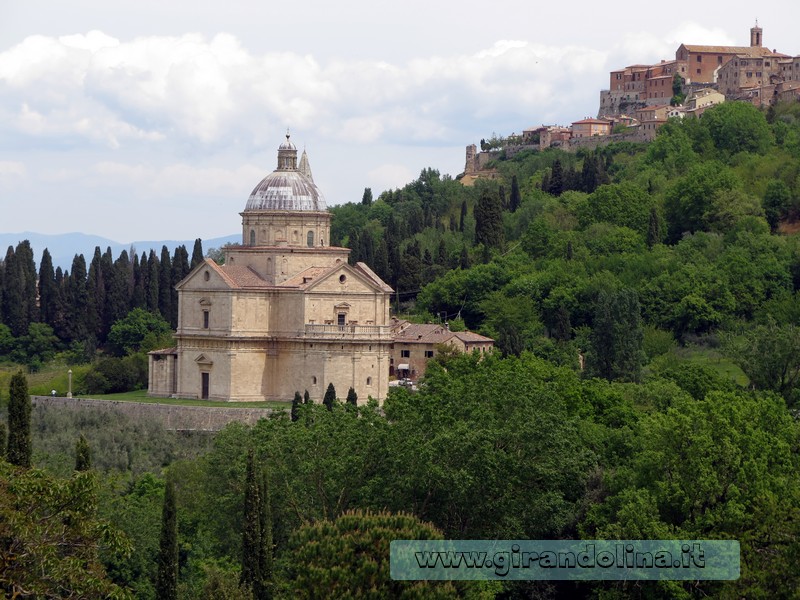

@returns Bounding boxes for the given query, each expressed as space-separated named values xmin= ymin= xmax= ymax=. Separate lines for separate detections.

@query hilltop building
xmin=600 ymin=22 xmax=789 ymax=116
xmin=148 ymin=135 xmax=394 ymax=403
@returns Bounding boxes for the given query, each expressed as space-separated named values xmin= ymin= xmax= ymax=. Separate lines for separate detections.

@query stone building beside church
xmin=148 ymin=135 xmax=394 ymax=404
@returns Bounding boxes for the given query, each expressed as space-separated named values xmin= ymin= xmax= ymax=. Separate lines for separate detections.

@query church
xmin=147 ymin=135 xmax=394 ymax=403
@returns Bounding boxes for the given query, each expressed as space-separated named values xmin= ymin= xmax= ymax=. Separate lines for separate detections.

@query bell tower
xmin=750 ymin=20 xmax=762 ymax=48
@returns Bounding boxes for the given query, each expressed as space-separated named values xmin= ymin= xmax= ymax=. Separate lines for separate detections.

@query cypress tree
xmin=647 ymin=207 xmax=661 ymax=248
xmin=459 ymin=246 xmax=471 ymax=270
xmin=346 ymin=387 xmax=358 ymax=407
xmin=86 ymin=247 xmax=103 ymax=341
xmin=498 ymin=185 xmax=507 ymax=210
xmin=0 ymin=422 xmax=6 ymax=459
xmin=474 ymin=191 xmax=504 ymax=250
xmin=38 ymin=248 xmax=58 ymax=328
xmin=241 ymin=449 xmax=261 ymax=590
xmin=156 ymin=477 xmax=179 ymax=600
xmin=132 ymin=252 xmax=148 ymax=310
xmin=191 ymin=238 xmax=204 ymax=269
xmin=256 ymin=468 xmax=273 ymax=599
xmin=361 ymin=187 xmax=373 ymax=206
xmin=323 ymin=383 xmax=336 ymax=411
xmin=147 ymin=250 xmax=160 ymax=314
xmin=510 ymin=175 xmax=521 ymax=212
xmin=7 ymin=370 xmax=31 ymax=468
xmin=549 ymin=160 xmax=564 ymax=196
xmin=374 ymin=238 xmax=390 ymax=283
xmin=303 ymin=390 xmax=310 ymax=405
xmin=158 ymin=246 xmax=173 ymax=322
xmin=107 ymin=250 xmax=132 ymax=328
xmin=75 ymin=434 xmax=91 ymax=471
xmin=66 ymin=254 xmax=90 ymax=344
xmin=459 ymin=200 xmax=468 ymax=232
xmin=170 ymin=245 xmax=190 ymax=328
xmin=291 ymin=391 xmax=301 ymax=422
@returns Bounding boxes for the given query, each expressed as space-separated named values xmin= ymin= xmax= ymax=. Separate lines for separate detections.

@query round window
xmin=339 ymin=274 xmax=346 ymax=283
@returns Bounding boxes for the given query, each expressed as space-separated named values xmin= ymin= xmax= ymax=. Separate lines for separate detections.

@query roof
xmin=391 ymin=321 xmax=494 ymax=345
xmin=279 ymin=266 xmax=331 ymax=288
xmin=679 ymin=44 xmax=783 ymax=58
xmin=245 ymin=135 xmax=326 ymax=212
xmin=572 ymin=118 xmax=611 ymax=125
xmin=220 ymin=265 xmax=270 ymax=288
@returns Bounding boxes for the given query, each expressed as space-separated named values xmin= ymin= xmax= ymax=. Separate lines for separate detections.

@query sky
xmin=0 ymin=0 xmax=797 ymax=243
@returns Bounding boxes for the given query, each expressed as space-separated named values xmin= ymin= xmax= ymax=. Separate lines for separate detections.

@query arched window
xmin=250 ymin=230 xmax=256 ymax=246
xmin=366 ymin=377 xmax=372 ymax=386
xmin=307 ymin=231 xmax=314 ymax=247
xmin=312 ymin=376 xmax=317 ymax=385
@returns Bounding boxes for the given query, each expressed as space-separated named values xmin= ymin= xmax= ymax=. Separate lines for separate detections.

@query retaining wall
xmin=31 ymin=396 xmax=278 ymax=432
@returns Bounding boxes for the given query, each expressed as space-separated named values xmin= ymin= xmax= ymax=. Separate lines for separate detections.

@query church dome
xmin=244 ymin=134 xmax=327 ymax=212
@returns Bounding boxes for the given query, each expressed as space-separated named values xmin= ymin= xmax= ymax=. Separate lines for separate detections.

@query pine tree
xmin=509 ymin=175 xmax=521 ymax=212
xmin=303 ymin=389 xmax=310 ymax=405
xmin=75 ymin=434 xmax=91 ymax=471
xmin=156 ymin=477 xmax=179 ymax=600
xmin=191 ymin=238 xmax=204 ymax=269
xmin=291 ymin=392 xmax=301 ymax=422
xmin=7 ymin=370 xmax=32 ymax=468
xmin=346 ymin=387 xmax=358 ymax=407
xmin=323 ymin=383 xmax=336 ymax=411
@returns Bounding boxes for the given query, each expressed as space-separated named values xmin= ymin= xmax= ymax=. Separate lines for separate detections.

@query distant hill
xmin=0 ymin=231 xmax=240 ymax=271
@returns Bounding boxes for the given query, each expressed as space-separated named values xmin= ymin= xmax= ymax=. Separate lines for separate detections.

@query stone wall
xmin=31 ymin=396 xmax=277 ymax=432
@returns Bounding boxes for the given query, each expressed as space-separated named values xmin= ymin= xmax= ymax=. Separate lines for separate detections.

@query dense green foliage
xmin=3 ymin=100 xmax=800 ymax=597
xmin=156 ymin=477 xmax=179 ymax=600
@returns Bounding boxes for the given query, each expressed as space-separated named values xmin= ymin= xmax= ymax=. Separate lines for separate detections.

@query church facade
xmin=148 ymin=136 xmax=394 ymax=403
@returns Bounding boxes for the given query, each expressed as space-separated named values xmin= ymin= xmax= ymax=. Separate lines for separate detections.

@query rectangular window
xmin=697 ymin=69 xmax=701 ymax=74
xmin=203 ymin=310 xmax=209 ymax=329
xmin=425 ymin=350 xmax=434 ymax=358
xmin=338 ymin=313 xmax=346 ymax=327
xmin=697 ymin=55 xmax=702 ymax=63
xmin=400 ymin=350 xmax=410 ymax=358
xmin=718 ymin=56 xmax=723 ymax=64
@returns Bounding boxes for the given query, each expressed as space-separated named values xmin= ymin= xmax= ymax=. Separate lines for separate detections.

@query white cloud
xmin=367 ymin=163 xmax=416 ymax=193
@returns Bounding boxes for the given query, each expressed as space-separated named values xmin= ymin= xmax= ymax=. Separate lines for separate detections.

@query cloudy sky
xmin=0 ymin=1 xmax=797 ymax=243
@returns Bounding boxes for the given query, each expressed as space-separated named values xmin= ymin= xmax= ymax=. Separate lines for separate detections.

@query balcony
xmin=303 ymin=323 xmax=392 ymax=341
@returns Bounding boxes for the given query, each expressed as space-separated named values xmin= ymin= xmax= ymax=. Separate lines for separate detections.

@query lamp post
xmin=67 ymin=369 xmax=73 ymax=398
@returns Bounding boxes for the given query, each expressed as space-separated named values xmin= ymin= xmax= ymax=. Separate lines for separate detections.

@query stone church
xmin=148 ymin=135 xmax=393 ymax=403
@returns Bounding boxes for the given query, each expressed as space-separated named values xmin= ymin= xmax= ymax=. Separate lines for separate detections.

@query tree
xmin=191 ymin=238 xmax=205 ymax=269
xmin=586 ymin=289 xmax=645 ymax=382
xmin=346 ymin=387 xmax=358 ymax=407
xmin=509 ymin=174 xmax=521 ymax=212
xmin=0 ymin=463 xmax=133 ymax=598
xmin=323 ymin=383 xmax=336 ymax=411
xmin=7 ymin=370 xmax=31 ymax=468
xmin=763 ymin=179 xmax=792 ymax=231
xmin=155 ymin=476 xmax=178 ymax=600
xmin=647 ymin=206 xmax=662 ymax=248
xmin=241 ymin=449 xmax=272 ymax=599
xmin=38 ymin=248 xmax=58 ymax=328
xmin=701 ymin=101 xmax=774 ymax=156
xmin=361 ymin=187 xmax=373 ymax=206
xmin=291 ymin=392 xmax=301 ymax=422
xmin=107 ymin=308 xmax=173 ymax=357
xmin=75 ymin=434 xmax=91 ymax=471
xmin=474 ymin=190 xmax=504 ymax=250
xmin=303 ymin=390 xmax=310 ymax=405
xmin=723 ymin=319 xmax=800 ymax=403
xmin=283 ymin=510 xmax=458 ymax=599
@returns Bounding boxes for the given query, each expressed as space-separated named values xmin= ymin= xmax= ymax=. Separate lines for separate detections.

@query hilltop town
xmin=463 ymin=22 xmax=800 ymax=179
